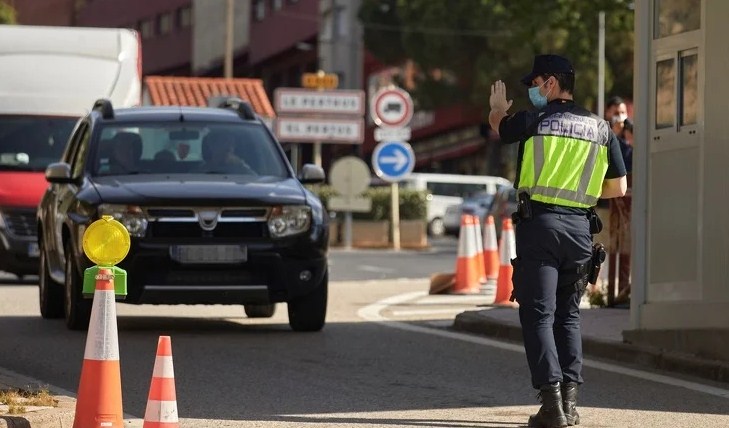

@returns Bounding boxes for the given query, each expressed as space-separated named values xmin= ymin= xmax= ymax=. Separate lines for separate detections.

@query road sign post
xmin=370 ymin=86 xmax=415 ymax=250
xmin=328 ymin=156 xmax=372 ymax=250
xmin=372 ymin=140 xmax=415 ymax=251
xmin=274 ymin=83 xmax=365 ymax=169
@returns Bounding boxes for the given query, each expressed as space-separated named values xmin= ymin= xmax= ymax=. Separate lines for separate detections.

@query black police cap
xmin=520 ymin=54 xmax=575 ymax=86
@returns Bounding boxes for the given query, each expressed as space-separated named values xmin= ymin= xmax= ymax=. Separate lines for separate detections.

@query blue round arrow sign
xmin=372 ymin=141 xmax=415 ymax=182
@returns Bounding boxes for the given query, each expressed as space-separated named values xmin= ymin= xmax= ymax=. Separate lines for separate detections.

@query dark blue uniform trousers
xmin=512 ymin=209 xmax=592 ymax=389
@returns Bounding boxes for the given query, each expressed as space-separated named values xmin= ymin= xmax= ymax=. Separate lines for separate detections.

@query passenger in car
xmin=199 ymin=129 xmax=255 ymax=174
xmin=108 ymin=132 xmax=142 ymax=174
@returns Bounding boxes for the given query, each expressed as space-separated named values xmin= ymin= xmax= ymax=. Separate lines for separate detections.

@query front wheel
xmin=39 ymin=242 xmax=64 ymax=319
xmin=287 ymin=272 xmax=328 ymax=332
xmin=428 ymin=217 xmax=445 ymax=237
xmin=244 ymin=303 xmax=276 ymax=318
xmin=63 ymin=243 xmax=92 ymax=331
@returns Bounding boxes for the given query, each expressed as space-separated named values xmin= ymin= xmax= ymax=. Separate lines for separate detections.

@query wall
xmin=76 ymin=0 xmax=192 ymax=75
xmin=192 ymin=0 xmax=250 ymax=75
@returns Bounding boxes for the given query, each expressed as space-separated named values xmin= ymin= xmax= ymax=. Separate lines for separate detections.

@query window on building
xmin=157 ymin=12 xmax=173 ymax=35
xmin=140 ymin=19 xmax=154 ymax=39
xmin=654 ymin=0 xmax=701 ymax=39
xmin=177 ymin=6 xmax=192 ymax=28
xmin=254 ymin=0 xmax=266 ymax=21
xmin=272 ymin=0 xmax=283 ymax=11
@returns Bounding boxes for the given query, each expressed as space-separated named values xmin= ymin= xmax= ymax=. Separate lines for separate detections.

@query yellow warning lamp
xmin=81 ymin=215 xmax=130 ymax=298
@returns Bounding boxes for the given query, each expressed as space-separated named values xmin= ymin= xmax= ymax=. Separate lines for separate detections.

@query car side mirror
xmin=45 ymin=162 xmax=73 ymax=183
xmin=298 ymin=163 xmax=325 ymax=184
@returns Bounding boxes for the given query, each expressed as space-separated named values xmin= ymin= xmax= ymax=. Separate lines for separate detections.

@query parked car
xmin=0 ymin=24 xmax=141 ymax=279
xmin=37 ymin=98 xmax=329 ymax=332
xmin=442 ymin=191 xmax=496 ymax=237
xmin=398 ymin=173 xmax=510 ymax=236
xmin=487 ymin=186 xmax=518 ymax=239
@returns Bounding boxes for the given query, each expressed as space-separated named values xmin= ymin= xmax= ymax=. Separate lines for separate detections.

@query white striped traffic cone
xmin=494 ymin=218 xmax=517 ymax=307
xmin=144 ymin=336 xmax=179 ymax=428
xmin=73 ymin=268 xmax=124 ymax=428
xmin=453 ymin=214 xmax=482 ymax=294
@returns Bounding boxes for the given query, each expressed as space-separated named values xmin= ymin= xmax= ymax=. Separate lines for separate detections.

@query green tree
xmin=359 ymin=0 xmax=634 ymax=112
xmin=0 ymin=1 xmax=17 ymax=24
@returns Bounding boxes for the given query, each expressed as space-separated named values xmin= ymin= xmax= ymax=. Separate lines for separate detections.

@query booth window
xmin=679 ymin=50 xmax=698 ymax=127
xmin=654 ymin=0 xmax=701 ymax=39
xmin=655 ymin=58 xmax=675 ymax=130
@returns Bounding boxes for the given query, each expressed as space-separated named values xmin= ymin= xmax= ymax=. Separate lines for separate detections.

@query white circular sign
xmin=370 ymin=87 xmax=414 ymax=128
xmin=329 ymin=156 xmax=370 ymax=197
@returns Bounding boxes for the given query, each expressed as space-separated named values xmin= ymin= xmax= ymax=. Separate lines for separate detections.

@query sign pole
xmin=391 ymin=182 xmax=400 ymax=250
xmin=290 ymin=144 xmax=299 ymax=173
xmin=344 ymin=211 xmax=353 ymax=250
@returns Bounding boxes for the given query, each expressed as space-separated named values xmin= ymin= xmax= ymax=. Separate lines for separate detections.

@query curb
xmin=453 ymin=310 xmax=729 ymax=385
xmin=0 ymin=369 xmax=75 ymax=428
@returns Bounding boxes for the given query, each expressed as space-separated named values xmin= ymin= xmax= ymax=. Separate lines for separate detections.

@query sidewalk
xmin=453 ymin=305 xmax=729 ymax=385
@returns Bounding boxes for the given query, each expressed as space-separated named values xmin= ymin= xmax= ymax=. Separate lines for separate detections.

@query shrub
xmin=307 ymin=184 xmax=427 ymax=221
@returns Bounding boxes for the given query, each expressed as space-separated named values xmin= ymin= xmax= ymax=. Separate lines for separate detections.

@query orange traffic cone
xmin=144 ymin=336 xmax=179 ymax=428
xmin=73 ymin=268 xmax=124 ymax=428
xmin=482 ymin=215 xmax=499 ymax=281
xmin=494 ymin=218 xmax=517 ymax=306
xmin=453 ymin=214 xmax=482 ymax=294
xmin=471 ymin=215 xmax=487 ymax=284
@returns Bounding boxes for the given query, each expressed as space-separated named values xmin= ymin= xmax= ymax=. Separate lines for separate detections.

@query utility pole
xmin=598 ymin=11 xmax=605 ymax=118
xmin=224 ymin=0 xmax=234 ymax=78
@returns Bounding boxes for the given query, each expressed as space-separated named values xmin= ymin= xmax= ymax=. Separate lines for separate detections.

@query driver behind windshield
xmin=108 ymin=132 xmax=142 ymax=174
xmin=199 ymin=129 xmax=255 ymax=174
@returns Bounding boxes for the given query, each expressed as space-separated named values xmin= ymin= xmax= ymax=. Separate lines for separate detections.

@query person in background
xmin=604 ymin=96 xmax=633 ymax=306
xmin=605 ymin=96 xmax=632 ymax=173
xmin=489 ymin=54 xmax=627 ymax=428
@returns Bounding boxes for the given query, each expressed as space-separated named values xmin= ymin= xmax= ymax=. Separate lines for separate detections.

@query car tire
xmin=244 ymin=303 xmax=276 ymax=318
xmin=63 ymin=242 xmax=92 ymax=331
xmin=39 ymin=241 xmax=64 ymax=319
xmin=287 ymin=271 xmax=328 ymax=332
xmin=428 ymin=217 xmax=445 ymax=237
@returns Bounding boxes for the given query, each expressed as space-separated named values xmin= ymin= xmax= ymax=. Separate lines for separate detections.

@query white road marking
xmin=357 ymin=291 xmax=729 ymax=400
xmin=391 ymin=308 xmax=472 ymax=316
xmin=357 ymin=265 xmax=396 ymax=273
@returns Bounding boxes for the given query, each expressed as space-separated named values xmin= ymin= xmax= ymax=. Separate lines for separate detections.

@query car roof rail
xmin=211 ymin=96 xmax=256 ymax=120
xmin=92 ymin=98 xmax=114 ymax=119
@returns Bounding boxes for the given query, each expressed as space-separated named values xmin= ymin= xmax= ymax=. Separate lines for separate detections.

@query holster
xmin=588 ymin=208 xmax=603 ymax=234
xmin=587 ymin=242 xmax=607 ymax=284
xmin=512 ymin=192 xmax=532 ymax=225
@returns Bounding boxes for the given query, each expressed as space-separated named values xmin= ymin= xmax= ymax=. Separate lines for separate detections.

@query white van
xmin=0 ymin=24 xmax=141 ymax=278
xmin=399 ymin=173 xmax=511 ymax=236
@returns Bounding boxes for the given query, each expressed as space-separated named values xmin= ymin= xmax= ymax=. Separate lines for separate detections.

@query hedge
xmin=306 ymin=184 xmax=427 ymax=221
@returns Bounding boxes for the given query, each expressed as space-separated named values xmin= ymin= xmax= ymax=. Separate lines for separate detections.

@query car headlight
xmin=97 ymin=204 xmax=148 ymax=238
xmin=267 ymin=205 xmax=311 ymax=238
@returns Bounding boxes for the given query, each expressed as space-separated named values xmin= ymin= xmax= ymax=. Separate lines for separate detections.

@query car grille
xmin=150 ymin=222 xmax=267 ymax=239
xmin=145 ymin=207 xmax=269 ymax=239
xmin=2 ymin=209 xmax=37 ymax=237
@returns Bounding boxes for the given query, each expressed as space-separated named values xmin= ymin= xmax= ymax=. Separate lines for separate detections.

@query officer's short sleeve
xmin=499 ymin=110 xmax=537 ymax=144
xmin=605 ymin=132 xmax=627 ymax=179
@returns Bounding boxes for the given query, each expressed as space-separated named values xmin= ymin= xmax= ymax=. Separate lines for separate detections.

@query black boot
xmin=528 ymin=383 xmax=568 ymax=427
xmin=561 ymin=382 xmax=580 ymax=426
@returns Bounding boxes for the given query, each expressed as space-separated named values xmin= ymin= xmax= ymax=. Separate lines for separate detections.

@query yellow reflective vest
xmin=517 ymin=112 xmax=611 ymax=208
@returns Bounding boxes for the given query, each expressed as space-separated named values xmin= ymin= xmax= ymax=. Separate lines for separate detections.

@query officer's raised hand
xmin=490 ymin=80 xmax=513 ymax=112
xmin=489 ymin=80 xmax=513 ymax=135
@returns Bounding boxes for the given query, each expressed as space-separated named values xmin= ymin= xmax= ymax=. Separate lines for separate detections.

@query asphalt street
xmin=0 ymin=238 xmax=728 ymax=427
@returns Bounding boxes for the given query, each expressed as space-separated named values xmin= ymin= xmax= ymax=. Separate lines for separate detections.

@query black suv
xmin=37 ymin=98 xmax=329 ymax=331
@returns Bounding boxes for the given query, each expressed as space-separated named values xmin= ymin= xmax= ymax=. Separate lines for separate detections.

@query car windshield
xmin=0 ymin=116 xmax=77 ymax=172
xmin=93 ymin=122 xmax=289 ymax=178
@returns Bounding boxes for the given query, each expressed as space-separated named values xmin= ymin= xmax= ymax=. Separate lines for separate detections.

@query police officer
xmin=488 ymin=54 xmax=627 ymax=427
